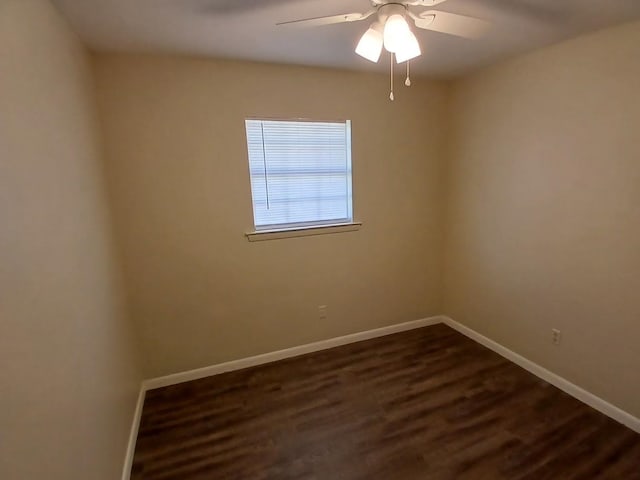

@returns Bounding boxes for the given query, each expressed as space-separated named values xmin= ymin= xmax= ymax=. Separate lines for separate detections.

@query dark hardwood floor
xmin=132 ymin=324 xmax=640 ymax=479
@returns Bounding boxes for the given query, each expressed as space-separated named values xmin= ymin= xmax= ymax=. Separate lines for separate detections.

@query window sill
xmin=246 ymin=222 xmax=362 ymax=242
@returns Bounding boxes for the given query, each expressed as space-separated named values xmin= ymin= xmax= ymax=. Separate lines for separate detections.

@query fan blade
xmin=277 ymin=10 xmax=375 ymax=28
xmin=412 ymin=11 xmax=489 ymax=39
xmin=404 ymin=0 xmax=448 ymax=6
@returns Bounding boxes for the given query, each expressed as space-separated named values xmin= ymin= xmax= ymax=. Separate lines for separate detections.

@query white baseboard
xmin=121 ymin=386 xmax=146 ymax=480
xmin=441 ymin=316 xmax=640 ymax=434
xmin=143 ymin=316 xmax=444 ymax=391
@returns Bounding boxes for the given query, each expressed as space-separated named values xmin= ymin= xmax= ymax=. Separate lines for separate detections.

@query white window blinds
xmin=245 ymin=119 xmax=353 ymax=230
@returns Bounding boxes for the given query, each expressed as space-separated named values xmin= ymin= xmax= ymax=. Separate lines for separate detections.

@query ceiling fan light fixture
xmin=395 ymin=30 xmax=421 ymax=63
xmin=355 ymin=23 xmax=383 ymax=63
xmin=276 ymin=2 xmax=490 ymax=100
xmin=383 ymin=14 xmax=410 ymax=53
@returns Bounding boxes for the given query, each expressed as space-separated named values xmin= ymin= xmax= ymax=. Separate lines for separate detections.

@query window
xmin=245 ymin=119 xmax=353 ymax=233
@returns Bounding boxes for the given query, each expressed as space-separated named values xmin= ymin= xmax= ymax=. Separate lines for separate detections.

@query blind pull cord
xmin=260 ymin=122 xmax=270 ymax=210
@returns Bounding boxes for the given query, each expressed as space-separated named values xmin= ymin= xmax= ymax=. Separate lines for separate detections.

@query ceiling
xmin=52 ymin=0 xmax=640 ymax=77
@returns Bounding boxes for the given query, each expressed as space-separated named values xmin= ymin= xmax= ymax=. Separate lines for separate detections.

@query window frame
xmin=244 ymin=117 xmax=359 ymax=240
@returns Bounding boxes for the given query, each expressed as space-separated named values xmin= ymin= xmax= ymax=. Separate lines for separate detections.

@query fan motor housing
xmin=377 ymin=3 xmax=408 ymax=23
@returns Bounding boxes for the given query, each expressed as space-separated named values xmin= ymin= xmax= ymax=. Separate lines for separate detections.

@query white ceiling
xmin=52 ymin=0 xmax=640 ymax=77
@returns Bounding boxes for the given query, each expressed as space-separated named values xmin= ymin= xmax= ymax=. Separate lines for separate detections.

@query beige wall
xmin=0 ymin=1 xmax=142 ymax=478
xmin=93 ymin=54 xmax=448 ymax=377
xmin=445 ymin=21 xmax=640 ymax=417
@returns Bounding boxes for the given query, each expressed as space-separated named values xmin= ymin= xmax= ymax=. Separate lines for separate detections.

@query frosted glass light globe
xmin=383 ymin=14 xmax=410 ymax=53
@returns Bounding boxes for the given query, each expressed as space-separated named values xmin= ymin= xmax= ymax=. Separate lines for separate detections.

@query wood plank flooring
xmin=132 ymin=324 xmax=640 ymax=479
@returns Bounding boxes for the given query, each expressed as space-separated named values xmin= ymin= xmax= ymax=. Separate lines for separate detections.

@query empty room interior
xmin=3 ymin=0 xmax=640 ymax=478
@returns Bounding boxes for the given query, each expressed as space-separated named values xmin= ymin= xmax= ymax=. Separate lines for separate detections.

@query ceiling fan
xmin=277 ymin=0 xmax=489 ymax=100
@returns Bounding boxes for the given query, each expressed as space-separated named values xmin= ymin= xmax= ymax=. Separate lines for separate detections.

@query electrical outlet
xmin=318 ymin=305 xmax=328 ymax=319
xmin=551 ymin=329 xmax=561 ymax=345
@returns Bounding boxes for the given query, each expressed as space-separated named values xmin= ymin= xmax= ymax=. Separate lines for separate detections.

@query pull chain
xmin=405 ymin=60 xmax=411 ymax=87
xmin=389 ymin=52 xmax=395 ymax=101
